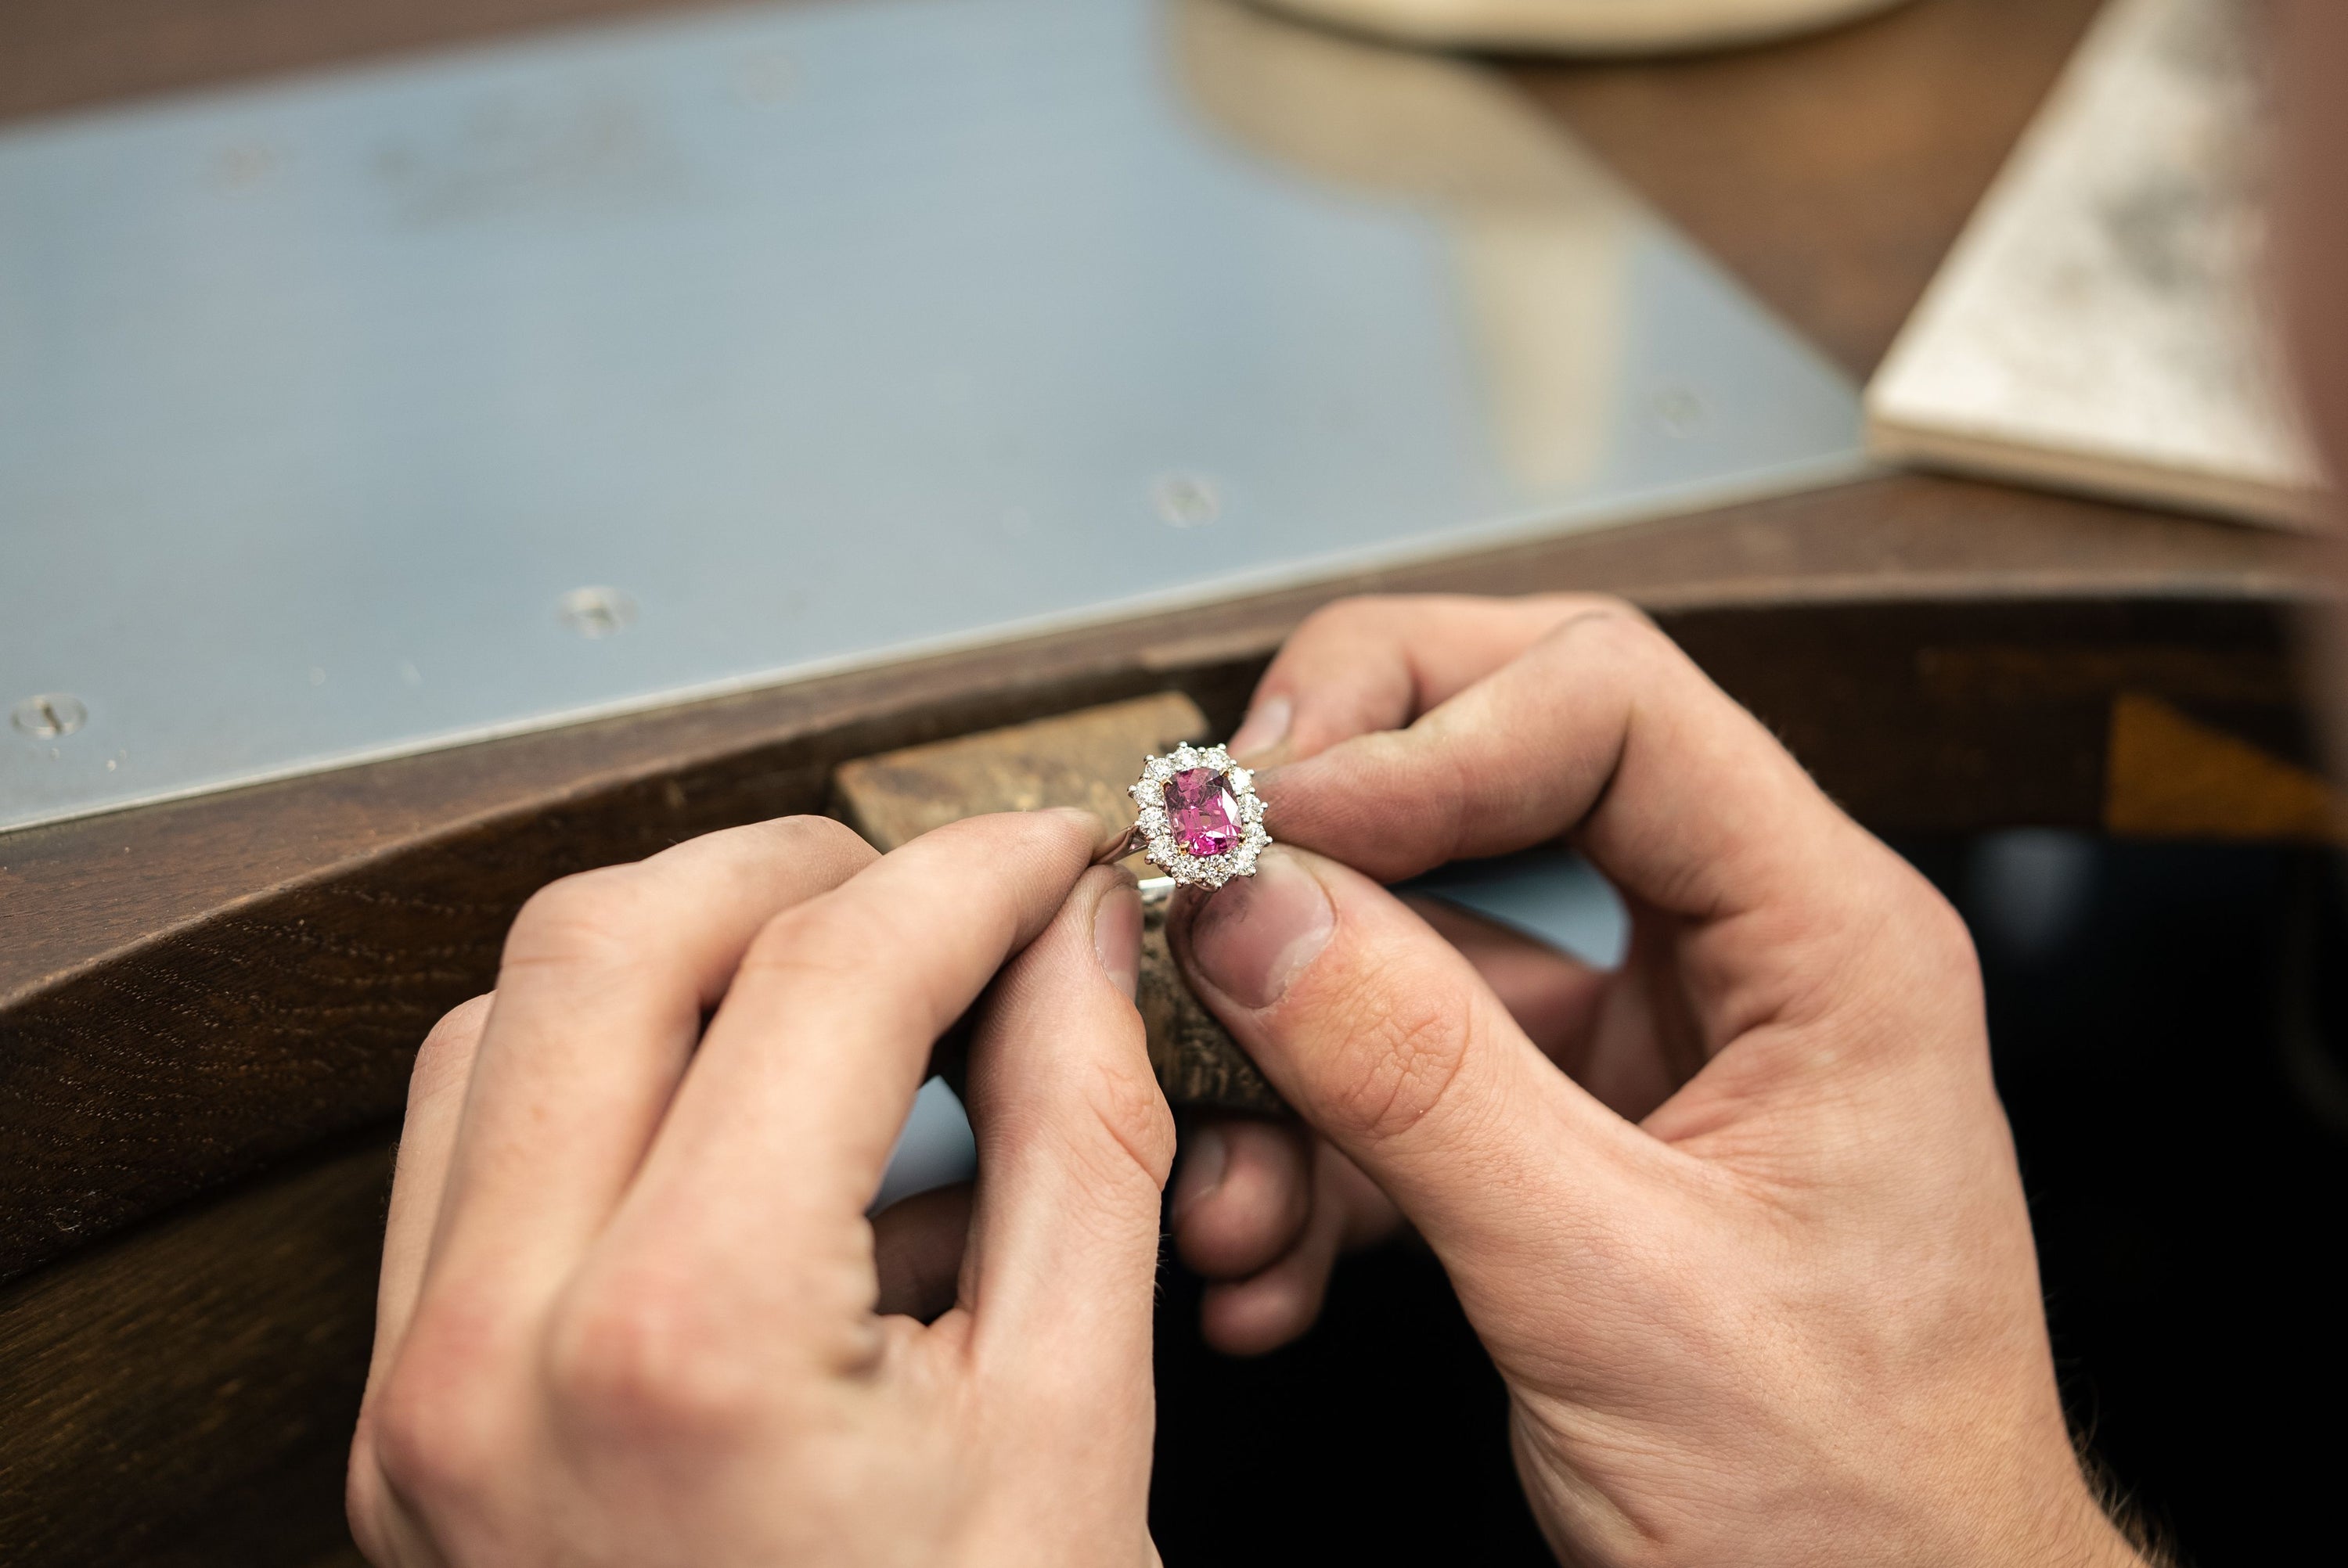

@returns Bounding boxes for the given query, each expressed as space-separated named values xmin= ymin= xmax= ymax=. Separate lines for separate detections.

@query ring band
xmin=1090 ymin=822 xmax=1144 ymax=867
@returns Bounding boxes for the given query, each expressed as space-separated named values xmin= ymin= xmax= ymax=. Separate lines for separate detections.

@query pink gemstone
xmin=1164 ymin=767 xmax=1241 ymax=858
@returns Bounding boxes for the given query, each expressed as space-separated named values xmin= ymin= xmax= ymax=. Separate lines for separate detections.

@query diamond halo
xmin=1126 ymin=743 xmax=1271 ymax=891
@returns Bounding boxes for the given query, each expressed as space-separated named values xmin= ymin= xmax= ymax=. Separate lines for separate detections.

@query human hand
xmin=1169 ymin=595 xmax=2145 ymax=1566
xmin=1166 ymin=894 xmax=1567 ymax=1353
xmin=348 ymin=811 xmax=1171 ymax=1568
xmin=1169 ymin=598 xmax=1630 ymax=1353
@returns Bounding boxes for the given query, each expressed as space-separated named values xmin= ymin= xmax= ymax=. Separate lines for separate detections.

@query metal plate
xmin=0 ymin=0 xmax=1863 ymax=833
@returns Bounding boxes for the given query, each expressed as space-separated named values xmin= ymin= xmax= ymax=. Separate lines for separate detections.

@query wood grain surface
xmin=834 ymin=692 xmax=1214 ymax=851
xmin=0 ymin=1 xmax=2337 ymax=1561
xmin=4 ymin=521 xmax=2321 ymax=1282
xmin=0 ymin=1138 xmax=391 ymax=1566
xmin=2 ymin=481 xmax=2329 ymax=1282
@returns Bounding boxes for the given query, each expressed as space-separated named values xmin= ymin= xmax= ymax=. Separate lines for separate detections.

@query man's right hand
xmin=1169 ymin=595 xmax=2146 ymax=1568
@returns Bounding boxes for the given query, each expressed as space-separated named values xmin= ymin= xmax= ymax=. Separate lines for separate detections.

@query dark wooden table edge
xmin=7 ymin=484 xmax=2335 ymax=1007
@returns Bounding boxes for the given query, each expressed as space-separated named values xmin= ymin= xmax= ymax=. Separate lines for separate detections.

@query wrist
xmin=1907 ymin=1452 xmax=2157 ymax=1568
xmin=2044 ymin=1478 xmax=2159 ymax=1568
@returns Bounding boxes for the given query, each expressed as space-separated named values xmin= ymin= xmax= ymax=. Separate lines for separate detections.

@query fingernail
xmin=1186 ymin=848 xmax=1332 ymax=1010
xmin=1092 ymin=872 xmax=1142 ymax=1000
xmin=1170 ymin=1124 xmax=1229 ymax=1225
xmin=1227 ymin=695 xmax=1291 ymax=761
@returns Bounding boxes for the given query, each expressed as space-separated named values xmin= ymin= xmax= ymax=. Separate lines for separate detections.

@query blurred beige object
xmin=1247 ymin=0 xmax=1914 ymax=55
xmin=1867 ymin=0 xmax=2325 ymax=528
xmin=1176 ymin=0 xmax=1632 ymax=490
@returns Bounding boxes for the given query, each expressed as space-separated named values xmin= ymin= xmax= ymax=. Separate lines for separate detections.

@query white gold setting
xmin=1124 ymin=743 xmax=1272 ymax=891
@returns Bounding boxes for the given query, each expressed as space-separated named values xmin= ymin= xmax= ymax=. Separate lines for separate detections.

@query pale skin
xmin=1167 ymin=595 xmax=2144 ymax=1567
xmin=348 ymin=811 xmax=1172 ymax=1566
xmin=357 ymin=5 xmax=2348 ymax=1550
xmin=351 ymin=596 xmax=2149 ymax=1566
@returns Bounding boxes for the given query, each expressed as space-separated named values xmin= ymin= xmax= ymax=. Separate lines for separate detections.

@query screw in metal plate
xmin=214 ymin=142 xmax=277 ymax=192
xmin=1653 ymin=387 xmax=1706 ymax=437
xmin=12 ymin=693 xmax=87 ymax=739
xmin=558 ymin=586 xmax=639 ymax=638
xmin=1152 ymin=473 xmax=1220 ymax=528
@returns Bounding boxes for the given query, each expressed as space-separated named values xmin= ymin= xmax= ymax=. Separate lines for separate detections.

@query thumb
xmin=1169 ymin=846 xmax=1661 ymax=1296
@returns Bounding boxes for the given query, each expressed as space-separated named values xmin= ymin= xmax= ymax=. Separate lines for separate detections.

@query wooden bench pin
xmin=831 ymin=692 xmax=1287 ymax=1116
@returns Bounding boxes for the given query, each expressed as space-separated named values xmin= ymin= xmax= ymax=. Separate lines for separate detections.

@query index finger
xmin=1262 ymin=611 xmax=1938 ymax=1022
xmin=1231 ymin=593 xmax=1625 ymax=764
xmin=599 ymin=809 xmax=1101 ymax=1308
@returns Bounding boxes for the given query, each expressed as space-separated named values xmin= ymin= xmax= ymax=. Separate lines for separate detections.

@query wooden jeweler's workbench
xmin=0 ymin=0 xmax=2338 ymax=1562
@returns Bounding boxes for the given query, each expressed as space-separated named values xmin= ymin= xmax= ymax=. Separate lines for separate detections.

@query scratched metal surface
xmin=0 ymin=0 xmax=1861 ymax=832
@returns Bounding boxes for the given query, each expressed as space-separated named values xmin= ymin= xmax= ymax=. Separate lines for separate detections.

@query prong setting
xmin=1125 ymin=743 xmax=1271 ymax=890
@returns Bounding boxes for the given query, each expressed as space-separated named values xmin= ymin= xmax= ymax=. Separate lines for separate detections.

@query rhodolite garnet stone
xmin=1164 ymin=766 xmax=1241 ymax=858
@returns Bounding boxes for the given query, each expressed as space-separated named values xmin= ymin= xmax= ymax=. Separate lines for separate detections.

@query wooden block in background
xmin=834 ymin=691 xmax=1209 ymax=851
xmin=2105 ymin=692 xmax=2348 ymax=843
xmin=834 ymin=693 xmax=1284 ymax=1116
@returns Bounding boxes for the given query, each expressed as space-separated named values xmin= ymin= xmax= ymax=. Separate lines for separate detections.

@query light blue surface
xmin=872 ymin=1075 xmax=978 ymax=1213
xmin=1410 ymin=844 xmax=1630 ymax=969
xmin=0 ymin=0 xmax=1862 ymax=830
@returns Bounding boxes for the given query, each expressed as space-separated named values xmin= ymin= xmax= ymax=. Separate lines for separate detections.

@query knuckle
xmin=369 ymin=1314 xmax=505 ymax=1514
xmin=1799 ymin=845 xmax=1987 ymax=1054
xmin=1893 ymin=862 xmax=1983 ymax=984
xmin=344 ymin=1425 xmax=402 ymax=1563
xmin=1081 ymin=1024 xmax=1177 ymax=1190
xmin=1554 ymin=599 xmax=1675 ymax=667
xmin=754 ymin=812 xmax=877 ymax=868
xmin=739 ymin=896 xmax=885 ymax=985
xmin=409 ymin=994 xmax=491 ymax=1106
xmin=502 ymin=865 xmax=654 ymax=975
xmin=544 ymin=1272 xmax=760 ymax=1440
xmin=981 ymin=1004 xmax=1175 ymax=1197
xmin=1296 ymin=594 xmax=1395 ymax=637
xmin=1555 ymin=589 xmax=1645 ymax=624
xmin=1286 ymin=593 xmax=1429 ymax=656
xmin=1312 ymin=978 xmax=1476 ymax=1146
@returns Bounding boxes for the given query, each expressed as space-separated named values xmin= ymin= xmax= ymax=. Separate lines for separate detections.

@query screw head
xmin=557 ymin=586 xmax=638 ymax=638
xmin=214 ymin=141 xmax=277 ymax=191
xmin=1654 ymin=387 xmax=1706 ymax=437
xmin=12 ymin=693 xmax=87 ymax=739
xmin=1153 ymin=473 xmax=1220 ymax=528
